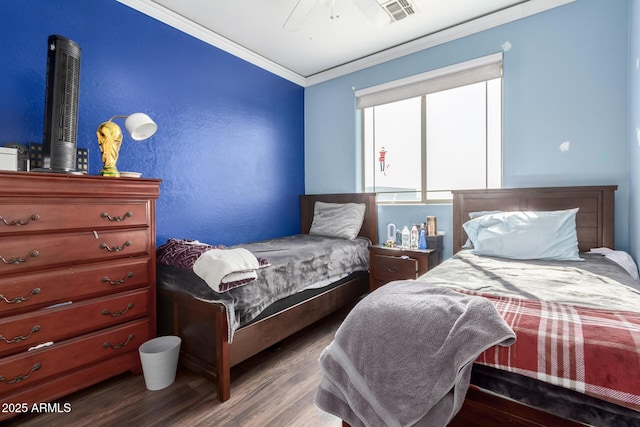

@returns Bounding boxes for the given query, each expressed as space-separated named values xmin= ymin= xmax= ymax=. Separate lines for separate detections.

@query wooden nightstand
xmin=369 ymin=245 xmax=441 ymax=292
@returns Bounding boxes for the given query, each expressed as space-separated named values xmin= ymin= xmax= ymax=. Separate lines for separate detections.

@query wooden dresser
xmin=0 ymin=171 xmax=160 ymax=420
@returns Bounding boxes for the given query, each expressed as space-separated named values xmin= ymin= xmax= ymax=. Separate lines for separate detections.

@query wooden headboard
xmin=452 ymin=186 xmax=617 ymax=254
xmin=300 ymin=193 xmax=378 ymax=244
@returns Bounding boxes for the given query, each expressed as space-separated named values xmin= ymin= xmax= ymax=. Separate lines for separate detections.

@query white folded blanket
xmin=193 ymin=248 xmax=260 ymax=293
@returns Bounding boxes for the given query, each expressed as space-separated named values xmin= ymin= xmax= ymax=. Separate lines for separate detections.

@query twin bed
xmin=447 ymin=185 xmax=640 ymax=426
xmin=156 ymin=192 xmax=377 ymax=402
xmin=156 ymin=186 xmax=640 ymax=426
xmin=318 ymin=185 xmax=640 ymax=426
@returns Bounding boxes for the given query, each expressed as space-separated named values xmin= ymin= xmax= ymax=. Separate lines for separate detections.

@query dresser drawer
xmin=0 ymin=257 xmax=150 ymax=315
xmin=372 ymin=254 xmax=418 ymax=281
xmin=0 ymin=288 xmax=150 ymax=357
xmin=0 ymin=200 xmax=150 ymax=235
xmin=0 ymin=318 xmax=150 ymax=395
xmin=0 ymin=228 xmax=150 ymax=276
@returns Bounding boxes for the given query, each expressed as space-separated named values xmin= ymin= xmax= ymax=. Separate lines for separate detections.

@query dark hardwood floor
xmin=5 ymin=308 xmax=350 ymax=427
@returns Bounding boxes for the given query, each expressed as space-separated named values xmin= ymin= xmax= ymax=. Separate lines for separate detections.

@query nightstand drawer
xmin=368 ymin=245 xmax=441 ymax=292
xmin=372 ymin=254 xmax=418 ymax=281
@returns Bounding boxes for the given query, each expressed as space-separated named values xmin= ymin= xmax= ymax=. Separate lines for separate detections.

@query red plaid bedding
xmin=465 ymin=291 xmax=640 ymax=412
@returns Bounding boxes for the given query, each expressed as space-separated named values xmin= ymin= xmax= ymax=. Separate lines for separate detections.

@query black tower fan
xmin=39 ymin=35 xmax=82 ymax=173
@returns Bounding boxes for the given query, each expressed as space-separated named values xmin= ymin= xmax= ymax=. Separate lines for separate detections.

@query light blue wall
xmin=306 ymin=0 xmax=630 ymax=260
xmin=0 ymin=0 xmax=305 ymax=246
xmin=630 ymin=0 xmax=640 ymax=263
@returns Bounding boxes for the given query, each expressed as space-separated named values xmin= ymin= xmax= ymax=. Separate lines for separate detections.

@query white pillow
xmin=462 ymin=210 xmax=504 ymax=248
xmin=463 ymin=208 xmax=581 ymax=261
xmin=309 ymin=201 xmax=366 ymax=240
xmin=470 ymin=210 xmax=503 ymax=219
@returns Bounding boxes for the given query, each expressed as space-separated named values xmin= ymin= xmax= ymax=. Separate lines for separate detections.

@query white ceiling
xmin=118 ymin=0 xmax=574 ymax=86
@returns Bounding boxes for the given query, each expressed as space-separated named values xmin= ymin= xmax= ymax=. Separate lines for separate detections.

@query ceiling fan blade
xmin=284 ymin=0 xmax=317 ymax=31
xmin=352 ymin=0 xmax=390 ymax=27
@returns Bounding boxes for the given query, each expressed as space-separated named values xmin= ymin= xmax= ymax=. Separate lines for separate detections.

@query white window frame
xmin=357 ymin=53 xmax=503 ymax=203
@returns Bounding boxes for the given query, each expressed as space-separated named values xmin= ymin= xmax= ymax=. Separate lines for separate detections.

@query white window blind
xmin=355 ymin=53 xmax=503 ymax=109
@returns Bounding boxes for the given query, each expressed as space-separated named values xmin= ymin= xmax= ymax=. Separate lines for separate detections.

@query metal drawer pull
xmin=102 ymin=303 xmax=134 ymax=317
xmin=0 ymin=250 xmax=39 ymax=265
xmin=0 ymin=363 xmax=41 ymax=384
xmin=0 ymin=288 xmax=41 ymax=304
xmin=0 ymin=214 xmax=40 ymax=226
xmin=387 ymin=266 xmax=399 ymax=273
xmin=100 ymin=211 xmax=133 ymax=222
xmin=103 ymin=334 xmax=135 ymax=350
xmin=0 ymin=326 xmax=40 ymax=344
xmin=102 ymin=272 xmax=134 ymax=286
xmin=99 ymin=241 xmax=131 ymax=252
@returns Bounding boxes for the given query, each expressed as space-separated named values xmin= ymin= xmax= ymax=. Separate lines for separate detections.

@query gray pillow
xmin=309 ymin=201 xmax=366 ymax=240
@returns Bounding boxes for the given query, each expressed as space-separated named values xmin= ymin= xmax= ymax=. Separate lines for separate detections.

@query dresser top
xmin=0 ymin=171 xmax=161 ymax=199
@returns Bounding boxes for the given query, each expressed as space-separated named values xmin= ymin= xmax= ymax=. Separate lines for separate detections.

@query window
xmin=359 ymin=54 xmax=502 ymax=203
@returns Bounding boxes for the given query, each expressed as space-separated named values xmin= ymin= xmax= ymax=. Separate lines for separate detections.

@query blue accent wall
xmin=305 ymin=0 xmax=631 ymax=260
xmin=630 ymin=0 xmax=640 ymax=263
xmin=0 ymin=0 xmax=305 ymax=246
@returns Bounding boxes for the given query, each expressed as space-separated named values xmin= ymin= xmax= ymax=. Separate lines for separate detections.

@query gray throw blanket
xmin=315 ymin=282 xmax=516 ymax=427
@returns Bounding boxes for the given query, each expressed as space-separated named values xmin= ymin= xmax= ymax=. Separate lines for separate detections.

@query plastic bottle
xmin=410 ymin=225 xmax=418 ymax=250
xmin=401 ymin=226 xmax=410 ymax=250
xmin=387 ymin=223 xmax=396 ymax=244
xmin=418 ymin=229 xmax=427 ymax=250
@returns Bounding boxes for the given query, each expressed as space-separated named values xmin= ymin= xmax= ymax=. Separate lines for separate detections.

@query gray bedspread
xmin=156 ymin=234 xmax=369 ymax=342
xmin=315 ymin=284 xmax=515 ymax=427
xmin=418 ymin=250 xmax=640 ymax=312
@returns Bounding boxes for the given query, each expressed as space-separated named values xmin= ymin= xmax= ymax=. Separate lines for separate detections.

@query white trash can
xmin=139 ymin=335 xmax=181 ymax=391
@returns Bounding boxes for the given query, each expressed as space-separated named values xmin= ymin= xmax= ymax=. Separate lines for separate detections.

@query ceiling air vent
xmin=378 ymin=0 xmax=418 ymax=22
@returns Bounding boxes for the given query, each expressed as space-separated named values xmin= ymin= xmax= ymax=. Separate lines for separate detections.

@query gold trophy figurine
xmin=97 ymin=121 xmax=123 ymax=177
xmin=96 ymin=113 xmax=157 ymax=177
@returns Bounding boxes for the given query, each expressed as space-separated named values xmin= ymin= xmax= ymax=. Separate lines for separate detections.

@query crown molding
xmin=116 ymin=0 xmax=307 ymax=86
xmin=118 ymin=0 xmax=574 ymax=88
xmin=306 ymin=0 xmax=575 ymax=86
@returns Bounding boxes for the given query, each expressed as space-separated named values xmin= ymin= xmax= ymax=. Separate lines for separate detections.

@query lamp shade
xmin=124 ymin=113 xmax=157 ymax=141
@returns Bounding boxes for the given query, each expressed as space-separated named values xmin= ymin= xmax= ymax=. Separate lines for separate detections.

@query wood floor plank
xmin=4 ymin=307 xmax=349 ymax=427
